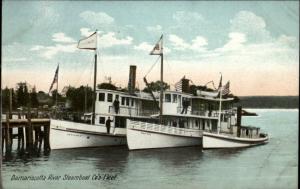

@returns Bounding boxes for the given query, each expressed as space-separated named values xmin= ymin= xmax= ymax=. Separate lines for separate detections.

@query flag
xmin=77 ymin=31 xmax=97 ymax=50
xmin=150 ymin=35 xmax=163 ymax=55
xmin=219 ymin=81 xmax=230 ymax=96
xmin=49 ymin=65 xmax=59 ymax=93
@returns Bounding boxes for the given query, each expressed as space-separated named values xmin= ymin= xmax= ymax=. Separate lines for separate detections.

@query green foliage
xmin=189 ymin=85 xmax=214 ymax=95
xmin=143 ymin=80 xmax=170 ymax=93
xmin=66 ymin=86 xmax=93 ymax=112
xmin=97 ymin=83 xmax=117 ymax=90
xmin=30 ymin=86 xmax=39 ymax=108
xmin=16 ymin=82 xmax=30 ymax=107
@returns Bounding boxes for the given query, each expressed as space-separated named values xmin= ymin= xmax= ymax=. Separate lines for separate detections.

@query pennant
xmin=77 ymin=31 xmax=97 ymax=50
xmin=49 ymin=65 xmax=59 ymax=93
xmin=218 ymin=75 xmax=222 ymax=89
xmin=150 ymin=35 xmax=163 ymax=55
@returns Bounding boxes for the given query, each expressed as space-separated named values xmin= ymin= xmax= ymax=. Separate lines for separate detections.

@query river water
xmin=1 ymin=109 xmax=298 ymax=189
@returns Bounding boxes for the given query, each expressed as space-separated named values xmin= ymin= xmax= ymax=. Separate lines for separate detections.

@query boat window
xmin=178 ymin=95 xmax=181 ymax=105
xmin=99 ymin=117 xmax=105 ymax=124
xmin=126 ymin=97 xmax=130 ymax=106
xmin=172 ymin=94 xmax=177 ymax=103
xmin=131 ymin=99 xmax=134 ymax=106
xmin=107 ymin=93 xmax=113 ymax=102
xmin=121 ymin=97 xmax=125 ymax=105
xmin=165 ymin=94 xmax=171 ymax=102
xmin=99 ymin=93 xmax=105 ymax=101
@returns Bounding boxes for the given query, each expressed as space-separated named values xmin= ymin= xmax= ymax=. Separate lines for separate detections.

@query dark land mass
xmin=236 ymin=96 xmax=299 ymax=109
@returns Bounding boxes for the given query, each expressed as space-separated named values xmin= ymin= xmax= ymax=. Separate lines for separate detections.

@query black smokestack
xmin=128 ymin=65 xmax=136 ymax=94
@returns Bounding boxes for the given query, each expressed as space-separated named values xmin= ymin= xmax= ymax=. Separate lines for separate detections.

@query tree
xmin=66 ymin=86 xmax=93 ymax=112
xmin=30 ymin=86 xmax=39 ymax=108
xmin=189 ymin=85 xmax=214 ymax=95
xmin=16 ymin=83 xmax=24 ymax=107
xmin=142 ymin=80 xmax=170 ymax=93
xmin=97 ymin=83 xmax=117 ymax=90
xmin=2 ymin=87 xmax=10 ymax=111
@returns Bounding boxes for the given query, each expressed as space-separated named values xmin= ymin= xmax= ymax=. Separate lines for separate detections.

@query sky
xmin=2 ymin=1 xmax=299 ymax=96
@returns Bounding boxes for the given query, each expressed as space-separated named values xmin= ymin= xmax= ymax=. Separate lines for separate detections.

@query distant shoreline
xmin=236 ymin=96 xmax=299 ymax=109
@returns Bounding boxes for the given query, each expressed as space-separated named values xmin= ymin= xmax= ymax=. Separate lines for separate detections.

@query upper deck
xmin=95 ymin=89 xmax=235 ymax=119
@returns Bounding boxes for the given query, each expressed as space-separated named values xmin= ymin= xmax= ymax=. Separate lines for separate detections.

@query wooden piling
xmin=26 ymin=111 xmax=34 ymax=153
xmin=43 ymin=124 xmax=51 ymax=151
xmin=5 ymin=113 xmax=12 ymax=154
xmin=2 ymin=128 xmax=5 ymax=154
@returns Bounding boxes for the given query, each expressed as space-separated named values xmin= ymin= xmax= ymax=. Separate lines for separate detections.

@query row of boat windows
xmin=98 ymin=93 xmax=134 ymax=107
xmin=165 ymin=93 xmax=184 ymax=103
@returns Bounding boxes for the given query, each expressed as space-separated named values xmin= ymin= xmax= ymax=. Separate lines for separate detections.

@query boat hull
xmin=202 ymin=132 xmax=268 ymax=149
xmin=50 ymin=119 xmax=126 ymax=150
xmin=126 ymin=120 xmax=202 ymax=150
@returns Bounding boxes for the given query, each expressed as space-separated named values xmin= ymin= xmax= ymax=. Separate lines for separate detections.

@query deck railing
xmin=128 ymin=120 xmax=202 ymax=137
xmin=109 ymin=106 xmax=159 ymax=117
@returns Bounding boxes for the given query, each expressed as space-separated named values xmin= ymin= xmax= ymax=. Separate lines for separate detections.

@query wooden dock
xmin=2 ymin=113 xmax=51 ymax=155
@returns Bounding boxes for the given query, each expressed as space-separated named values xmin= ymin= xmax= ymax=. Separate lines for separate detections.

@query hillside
xmin=236 ymin=96 xmax=299 ymax=109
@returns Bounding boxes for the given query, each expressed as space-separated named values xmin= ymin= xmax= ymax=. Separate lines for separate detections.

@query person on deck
xmin=105 ymin=117 xmax=113 ymax=134
xmin=181 ymin=99 xmax=189 ymax=114
xmin=113 ymin=97 xmax=120 ymax=114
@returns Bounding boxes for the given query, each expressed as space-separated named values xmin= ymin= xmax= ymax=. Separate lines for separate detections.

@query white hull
xmin=203 ymin=132 xmax=268 ymax=149
xmin=50 ymin=119 xmax=126 ymax=149
xmin=126 ymin=120 xmax=202 ymax=150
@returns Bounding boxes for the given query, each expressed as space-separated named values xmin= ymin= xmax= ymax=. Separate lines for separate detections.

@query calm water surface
xmin=1 ymin=109 xmax=298 ymax=189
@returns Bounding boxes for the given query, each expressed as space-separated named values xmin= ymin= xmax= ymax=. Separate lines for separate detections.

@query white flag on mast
xmin=77 ymin=31 xmax=97 ymax=50
xmin=150 ymin=35 xmax=163 ymax=55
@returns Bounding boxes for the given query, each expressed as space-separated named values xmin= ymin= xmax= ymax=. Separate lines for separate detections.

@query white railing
xmin=128 ymin=120 xmax=202 ymax=137
xmin=109 ymin=106 xmax=159 ymax=117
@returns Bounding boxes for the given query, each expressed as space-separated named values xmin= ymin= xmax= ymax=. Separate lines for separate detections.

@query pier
xmin=2 ymin=112 xmax=51 ymax=155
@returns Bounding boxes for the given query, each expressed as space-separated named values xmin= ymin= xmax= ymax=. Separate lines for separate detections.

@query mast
xmin=217 ymin=73 xmax=223 ymax=134
xmin=159 ymin=36 xmax=164 ymax=124
xmin=77 ymin=30 xmax=98 ymax=124
xmin=92 ymin=50 xmax=97 ymax=125
xmin=55 ymin=64 xmax=59 ymax=108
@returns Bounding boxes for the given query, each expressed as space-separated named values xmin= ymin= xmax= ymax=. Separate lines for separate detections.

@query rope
xmin=144 ymin=56 xmax=160 ymax=78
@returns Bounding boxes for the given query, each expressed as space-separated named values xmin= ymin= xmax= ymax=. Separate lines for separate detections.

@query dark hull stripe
xmin=51 ymin=128 xmax=126 ymax=138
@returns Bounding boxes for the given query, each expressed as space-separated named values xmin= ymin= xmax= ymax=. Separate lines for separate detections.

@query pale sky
xmin=2 ymin=1 xmax=299 ymax=96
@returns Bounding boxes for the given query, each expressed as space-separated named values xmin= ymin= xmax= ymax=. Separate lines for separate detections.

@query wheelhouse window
xmin=121 ymin=97 xmax=125 ymax=105
xmin=165 ymin=94 xmax=171 ymax=102
xmin=99 ymin=117 xmax=105 ymax=124
xmin=172 ymin=94 xmax=177 ymax=103
xmin=131 ymin=99 xmax=134 ymax=106
xmin=99 ymin=93 xmax=105 ymax=101
xmin=126 ymin=97 xmax=130 ymax=106
xmin=107 ymin=93 xmax=113 ymax=102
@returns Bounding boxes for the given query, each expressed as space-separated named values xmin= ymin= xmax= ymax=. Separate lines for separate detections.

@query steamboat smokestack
xmin=128 ymin=65 xmax=137 ymax=94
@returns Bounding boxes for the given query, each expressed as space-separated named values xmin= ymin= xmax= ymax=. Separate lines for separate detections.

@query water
xmin=1 ymin=109 xmax=298 ymax=189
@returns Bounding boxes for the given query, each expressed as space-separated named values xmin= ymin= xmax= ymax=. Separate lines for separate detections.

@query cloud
xmin=146 ymin=25 xmax=163 ymax=34
xmin=168 ymin=34 xmax=208 ymax=52
xmin=216 ymin=32 xmax=247 ymax=52
xmin=230 ymin=11 xmax=271 ymax=42
xmin=99 ymin=32 xmax=133 ymax=48
xmin=80 ymin=28 xmax=95 ymax=37
xmin=52 ymin=33 xmax=76 ymax=43
xmin=134 ymin=42 xmax=153 ymax=51
xmin=80 ymin=11 xmax=114 ymax=26
xmin=134 ymin=42 xmax=171 ymax=54
xmin=173 ymin=11 xmax=204 ymax=23
xmin=30 ymin=43 xmax=77 ymax=59
xmin=3 ymin=57 xmax=27 ymax=62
